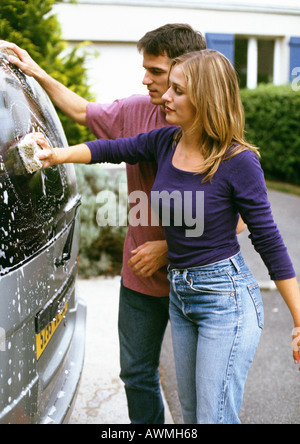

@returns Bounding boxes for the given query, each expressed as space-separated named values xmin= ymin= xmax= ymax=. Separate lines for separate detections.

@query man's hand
xmin=0 ymin=40 xmax=88 ymax=126
xmin=0 ymin=41 xmax=42 ymax=78
xmin=128 ymin=240 xmax=169 ymax=278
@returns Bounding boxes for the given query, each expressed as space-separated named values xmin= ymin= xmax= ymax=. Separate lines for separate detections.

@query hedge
xmin=75 ymin=164 xmax=128 ymax=278
xmin=241 ymin=84 xmax=300 ymax=185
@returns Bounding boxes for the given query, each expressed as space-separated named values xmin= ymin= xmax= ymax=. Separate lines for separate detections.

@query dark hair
xmin=137 ymin=24 xmax=207 ymax=59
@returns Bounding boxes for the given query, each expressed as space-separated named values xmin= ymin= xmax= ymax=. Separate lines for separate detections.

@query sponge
xmin=17 ymin=134 xmax=43 ymax=174
xmin=7 ymin=134 xmax=43 ymax=175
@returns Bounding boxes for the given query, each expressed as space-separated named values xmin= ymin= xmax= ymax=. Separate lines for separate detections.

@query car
xmin=0 ymin=47 xmax=86 ymax=424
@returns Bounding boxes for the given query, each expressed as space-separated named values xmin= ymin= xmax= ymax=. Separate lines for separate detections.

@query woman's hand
xmin=292 ymin=327 xmax=300 ymax=368
xmin=275 ymin=278 xmax=300 ymax=370
xmin=31 ymin=133 xmax=92 ymax=166
xmin=32 ymin=133 xmax=59 ymax=168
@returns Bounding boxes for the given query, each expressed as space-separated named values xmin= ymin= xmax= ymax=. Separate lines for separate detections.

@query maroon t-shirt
xmin=86 ymin=95 xmax=172 ymax=297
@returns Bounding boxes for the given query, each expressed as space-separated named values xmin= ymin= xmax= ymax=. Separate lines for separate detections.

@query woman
xmin=33 ymin=50 xmax=300 ymax=424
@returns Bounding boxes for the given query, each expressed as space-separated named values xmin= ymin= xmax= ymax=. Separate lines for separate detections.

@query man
xmin=0 ymin=25 xmax=207 ymax=423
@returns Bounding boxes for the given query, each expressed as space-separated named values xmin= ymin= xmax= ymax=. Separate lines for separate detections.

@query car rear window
xmin=0 ymin=53 xmax=79 ymax=276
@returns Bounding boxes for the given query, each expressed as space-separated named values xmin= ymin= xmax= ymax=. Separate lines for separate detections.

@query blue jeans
xmin=168 ymin=252 xmax=264 ymax=424
xmin=118 ymin=281 xmax=169 ymax=424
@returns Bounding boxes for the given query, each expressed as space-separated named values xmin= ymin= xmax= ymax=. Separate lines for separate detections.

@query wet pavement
xmin=69 ymin=189 xmax=300 ymax=424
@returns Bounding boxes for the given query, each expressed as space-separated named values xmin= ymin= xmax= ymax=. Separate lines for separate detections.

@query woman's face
xmin=162 ymin=64 xmax=196 ymax=132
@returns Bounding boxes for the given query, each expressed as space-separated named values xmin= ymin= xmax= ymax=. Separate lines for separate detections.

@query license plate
xmin=36 ymin=302 xmax=68 ymax=361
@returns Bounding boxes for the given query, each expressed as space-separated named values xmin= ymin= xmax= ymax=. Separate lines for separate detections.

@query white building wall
xmin=81 ymin=42 xmax=146 ymax=103
xmin=53 ymin=1 xmax=300 ymax=102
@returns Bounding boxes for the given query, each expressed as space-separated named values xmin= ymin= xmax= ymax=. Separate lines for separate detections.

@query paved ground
xmin=240 ymin=289 xmax=300 ymax=424
xmin=69 ymin=189 xmax=300 ymax=424
xmin=239 ymin=189 xmax=300 ymax=424
xmin=69 ymin=276 xmax=173 ymax=424
xmin=69 ymin=277 xmax=129 ymax=424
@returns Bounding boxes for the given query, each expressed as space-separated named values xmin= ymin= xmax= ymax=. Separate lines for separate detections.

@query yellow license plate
xmin=36 ymin=302 xmax=68 ymax=361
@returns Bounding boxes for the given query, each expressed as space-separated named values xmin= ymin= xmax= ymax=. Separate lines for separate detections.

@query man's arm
xmin=0 ymin=41 xmax=88 ymax=126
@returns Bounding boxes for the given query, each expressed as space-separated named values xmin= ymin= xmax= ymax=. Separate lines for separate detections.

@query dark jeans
xmin=118 ymin=281 xmax=169 ymax=424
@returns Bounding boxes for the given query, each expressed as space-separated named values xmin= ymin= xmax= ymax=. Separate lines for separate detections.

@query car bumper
xmin=40 ymin=297 xmax=87 ymax=424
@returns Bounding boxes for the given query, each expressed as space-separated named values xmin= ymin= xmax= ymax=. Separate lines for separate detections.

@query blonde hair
xmin=171 ymin=50 xmax=259 ymax=182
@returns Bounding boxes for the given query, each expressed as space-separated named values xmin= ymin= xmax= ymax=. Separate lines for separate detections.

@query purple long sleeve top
xmin=86 ymin=126 xmax=295 ymax=280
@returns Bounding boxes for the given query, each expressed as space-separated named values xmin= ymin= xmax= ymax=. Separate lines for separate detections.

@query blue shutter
xmin=205 ymin=33 xmax=235 ymax=64
xmin=289 ymin=37 xmax=300 ymax=82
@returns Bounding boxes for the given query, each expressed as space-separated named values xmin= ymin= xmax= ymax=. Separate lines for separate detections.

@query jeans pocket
xmin=186 ymin=274 xmax=234 ymax=296
xmin=247 ymin=283 xmax=264 ymax=329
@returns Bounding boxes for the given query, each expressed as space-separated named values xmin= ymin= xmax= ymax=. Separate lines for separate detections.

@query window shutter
xmin=289 ymin=37 xmax=300 ymax=82
xmin=205 ymin=33 xmax=235 ymax=64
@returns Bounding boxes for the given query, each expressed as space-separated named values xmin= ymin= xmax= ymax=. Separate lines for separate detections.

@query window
xmin=234 ymin=38 xmax=248 ymax=89
xmin=235 ymin=37 xmax=276 ymax=89
xmin=257 ymin=39 xmax=275 ymax=84
xmin=290 ymin=37 xmax=300 ymax=82
xmin=206 ymin=33 xmax=235 ymax=64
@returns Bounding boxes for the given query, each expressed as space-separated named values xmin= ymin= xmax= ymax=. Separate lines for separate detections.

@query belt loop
xmin=230 ymin=255 xmax=241 ymax=274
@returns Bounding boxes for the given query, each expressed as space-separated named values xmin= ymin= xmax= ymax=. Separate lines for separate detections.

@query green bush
xmin=0 ymin=0 xmax=95 ymax=146
xmin=241 ymin=84 xmax=300 ymax=185
xmin=75 ymin=164 xmax=128 ymax=278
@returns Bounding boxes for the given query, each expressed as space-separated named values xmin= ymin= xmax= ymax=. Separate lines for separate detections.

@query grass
xmin=266 ymin=180 xmax=300 ymax=197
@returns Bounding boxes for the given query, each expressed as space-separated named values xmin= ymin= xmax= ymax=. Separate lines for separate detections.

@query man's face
xmin=142 ymin=52 xmax=171 ymax=106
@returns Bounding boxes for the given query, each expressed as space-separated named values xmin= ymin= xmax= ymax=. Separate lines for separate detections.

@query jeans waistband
xmin=167 ymin=252 xmax=244 ymax=275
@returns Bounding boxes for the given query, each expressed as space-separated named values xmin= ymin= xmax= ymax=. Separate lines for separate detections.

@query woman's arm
xmin=231 ymin=151 xmax=295 ymax=281
xmin=32 ymin=133 xmax=91 ymax=168
xmin=230 ymin=150 xmax=300 ymax=367
xmin=34 ymin=135 xmax=154 ymax=168
xmin=33 ymin=128 xmax=175 ymax=168
xmin=236 ymin=215 xmax=246 ymax=235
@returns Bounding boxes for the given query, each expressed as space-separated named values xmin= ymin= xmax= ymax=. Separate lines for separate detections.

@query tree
xmin=0 ymin=0 xmax=95 ymax=145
